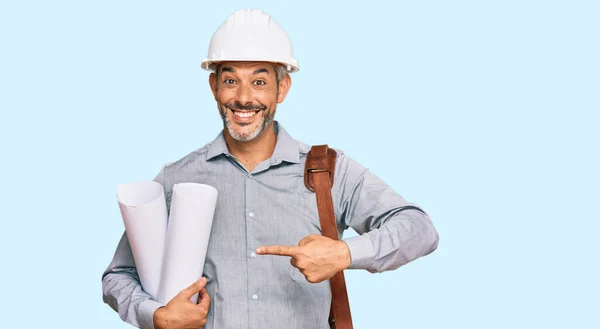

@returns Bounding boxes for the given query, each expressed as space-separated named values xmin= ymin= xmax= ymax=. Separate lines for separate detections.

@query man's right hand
xmin=153 ymin=277 xmax=211 ymax=329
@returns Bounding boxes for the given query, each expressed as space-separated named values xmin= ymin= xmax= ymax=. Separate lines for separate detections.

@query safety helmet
xmin=201 ymin=9 xmax=299 ymax=73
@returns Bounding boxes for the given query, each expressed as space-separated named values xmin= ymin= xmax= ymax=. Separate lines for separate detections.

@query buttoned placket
xmin=245 ymin=172 xmax=260 ymax=311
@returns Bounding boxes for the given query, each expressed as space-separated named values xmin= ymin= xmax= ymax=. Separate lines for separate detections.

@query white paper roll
xmin=116 ymin=181 xmax=168 ymax=299
xmin=157 ymin=182 xmax=218 ymax=304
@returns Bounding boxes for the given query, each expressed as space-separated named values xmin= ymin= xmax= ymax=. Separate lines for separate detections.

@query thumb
xmin=176 ymin=277 xmax=207 ymax=301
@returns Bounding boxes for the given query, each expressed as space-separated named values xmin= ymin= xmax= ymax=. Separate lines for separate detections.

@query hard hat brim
xmin=201 ymin=58 xmax=299 ymax=73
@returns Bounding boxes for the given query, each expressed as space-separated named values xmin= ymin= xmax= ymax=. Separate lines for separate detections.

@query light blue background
xmin=1 ymin=1 xmax=598 ymax=328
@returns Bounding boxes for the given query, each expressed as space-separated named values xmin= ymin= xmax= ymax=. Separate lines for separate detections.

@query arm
xmin=102 ymin=232 xmax=211 ymax=329
xmin=257 ymin=151 xmax=438 ymax=281
xmin=102 ymin=166 xmax=169 ymax=329
xmin=102 ymin=231 xmax=165 ymax=329
xmin=336 ymin=153 xmax=439 ymax=273
xmin=103 ymin=165 xmax=210 ymax=329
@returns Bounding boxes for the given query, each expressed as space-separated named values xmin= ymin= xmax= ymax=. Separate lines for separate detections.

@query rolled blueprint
xmin=116 ymin=181 xmax=168 ymax=299
xmin=157 ymin=182 xmax=218 ymax=304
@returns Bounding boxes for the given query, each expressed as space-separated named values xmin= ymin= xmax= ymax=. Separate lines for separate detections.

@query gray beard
xmin=220 ymin=107 xmax=275 ymax=142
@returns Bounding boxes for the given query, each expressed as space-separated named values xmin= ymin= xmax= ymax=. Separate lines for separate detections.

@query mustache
xmin=224 ymin=102 xmax=267 ymax=111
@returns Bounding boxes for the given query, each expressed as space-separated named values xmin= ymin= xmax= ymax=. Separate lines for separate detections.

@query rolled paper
xmin=158 ymin=182 xmax=218 ymax=304
xmin=116 ymin=181 xmax=168 ymax=299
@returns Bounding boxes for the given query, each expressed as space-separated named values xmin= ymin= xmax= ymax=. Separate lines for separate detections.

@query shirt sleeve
xmin=335 ymin=152 xmax=439 ymax=273
xmin=102 ymin=232 xmax=164 ymax=329
xmin=101 ymin=167 xmax=168 ymax=329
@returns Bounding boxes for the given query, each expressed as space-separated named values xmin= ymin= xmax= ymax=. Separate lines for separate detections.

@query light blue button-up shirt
xmin=102 ymin=122 xmax=439 ymax=329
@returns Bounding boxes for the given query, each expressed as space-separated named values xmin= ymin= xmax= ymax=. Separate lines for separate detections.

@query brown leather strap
xmin=305 ymin=145 xmax=353 ymax=329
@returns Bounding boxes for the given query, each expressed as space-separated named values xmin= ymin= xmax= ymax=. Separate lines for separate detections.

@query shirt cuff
xmin=138 ymin=299 xmax=165 ymax=329
xmin=343 ymin=234 xmax=375 ymax=270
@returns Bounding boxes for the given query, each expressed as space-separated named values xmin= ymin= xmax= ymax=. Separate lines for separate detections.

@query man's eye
xmin=224 ymin=79 xmax=235 ymax=84
xmin=254 ymin=80 xmax=266 ymax=86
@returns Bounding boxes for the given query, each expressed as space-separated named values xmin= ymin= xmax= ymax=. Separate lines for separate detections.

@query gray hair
xmin=213 ymin=63 xmax=288 ymax=83
xmin=274 ymin=65 xmax=288 ymax=82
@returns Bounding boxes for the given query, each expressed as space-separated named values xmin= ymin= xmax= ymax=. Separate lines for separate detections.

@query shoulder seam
xmin=163 ymin=144 xmax=211 ymax=172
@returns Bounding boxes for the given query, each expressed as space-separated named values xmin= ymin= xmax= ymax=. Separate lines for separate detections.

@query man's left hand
xmin=256 ymin=234 xmax=351 ymax=283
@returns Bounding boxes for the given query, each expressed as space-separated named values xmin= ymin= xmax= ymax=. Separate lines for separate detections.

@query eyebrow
xmin=252 ymin=68 xmax=269 ymax=75
xmin=220 ymin=67 xmax=269 ymax=75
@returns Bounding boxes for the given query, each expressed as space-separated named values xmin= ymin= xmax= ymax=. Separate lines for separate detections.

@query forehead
xmin=217 ymin=61 xmax=276 ymax=74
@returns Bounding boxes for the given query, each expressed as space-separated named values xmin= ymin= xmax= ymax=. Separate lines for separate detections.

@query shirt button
xmin=252 ymin=294 xmax=258 ymax=300
xmin=250 ymin=252 xmax=256 ymax=258
xmin=249 ymin=212 xmax=255 ymax=218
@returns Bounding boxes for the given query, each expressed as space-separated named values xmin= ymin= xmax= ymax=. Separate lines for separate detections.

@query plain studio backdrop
xmin=0 ymin=1 xmax=598 ymax=328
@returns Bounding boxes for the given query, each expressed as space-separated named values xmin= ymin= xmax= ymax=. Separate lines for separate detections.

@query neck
xmin=224 ymin=124 xmax=277 ymax=172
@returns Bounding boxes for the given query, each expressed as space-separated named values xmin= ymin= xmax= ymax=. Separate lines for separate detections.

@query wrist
xmin=338 ymin=240 xmax=351 ymax=270
xmin=153 ymin=307 xmax=168 ymax=329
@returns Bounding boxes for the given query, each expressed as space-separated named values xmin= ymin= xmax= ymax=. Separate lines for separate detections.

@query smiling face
xmin=209 ymin=62 xmax=291 ymax=142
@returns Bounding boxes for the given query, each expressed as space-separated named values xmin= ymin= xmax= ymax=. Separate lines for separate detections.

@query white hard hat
xmin=201 ymin=9 xmax=299 ymax=73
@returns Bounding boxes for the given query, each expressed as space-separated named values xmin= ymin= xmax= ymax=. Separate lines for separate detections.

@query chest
xmin=171 ymin=161 xmax=324 ymax=256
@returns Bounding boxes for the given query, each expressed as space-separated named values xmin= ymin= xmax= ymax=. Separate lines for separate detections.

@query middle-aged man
xmin=102 ymin=8 xmax=439 ymax=329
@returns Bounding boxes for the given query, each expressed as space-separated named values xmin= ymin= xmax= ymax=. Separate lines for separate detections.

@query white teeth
xmin=232 ymin=110 xmax=258 ymax=118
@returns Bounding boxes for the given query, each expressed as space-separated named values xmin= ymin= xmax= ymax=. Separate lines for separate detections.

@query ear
xmin=209 ymin=73 xmax=218 ymax=100
xmin=276 ymin=74 xmax=292 ymax=104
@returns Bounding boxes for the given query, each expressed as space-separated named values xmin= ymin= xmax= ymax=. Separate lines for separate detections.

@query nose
xmin=236 ymin=83 xmax=252 ymax=105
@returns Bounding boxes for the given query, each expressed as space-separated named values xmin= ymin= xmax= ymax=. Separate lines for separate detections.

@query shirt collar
xmin=206 ymin=121 xmax=300 ymax=164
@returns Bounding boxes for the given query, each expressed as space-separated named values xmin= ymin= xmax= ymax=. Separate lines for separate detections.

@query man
xmin=102 ymin=8 xmax=439 ymax=329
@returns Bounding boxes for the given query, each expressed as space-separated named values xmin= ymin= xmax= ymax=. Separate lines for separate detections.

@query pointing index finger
xmin=256 ymin=245 xmax=298 ymax=257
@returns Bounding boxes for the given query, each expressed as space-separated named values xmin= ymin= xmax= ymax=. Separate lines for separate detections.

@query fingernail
xmin=256 ymin=248 xmax=262 ymax=253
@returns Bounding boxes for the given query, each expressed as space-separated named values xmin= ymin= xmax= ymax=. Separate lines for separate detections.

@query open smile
xmin=230 ymin=109 xmax=261 ymax=119
xmin=224 ymin=105 xmax=264 ymax=122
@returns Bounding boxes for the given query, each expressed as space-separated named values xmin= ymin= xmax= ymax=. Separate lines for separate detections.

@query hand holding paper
xmin=153 ymin=277 xmax=211 ymax=329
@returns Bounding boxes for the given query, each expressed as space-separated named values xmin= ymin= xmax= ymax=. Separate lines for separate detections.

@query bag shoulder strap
xmin=304 ymin=145 xmax=353 ymax=329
